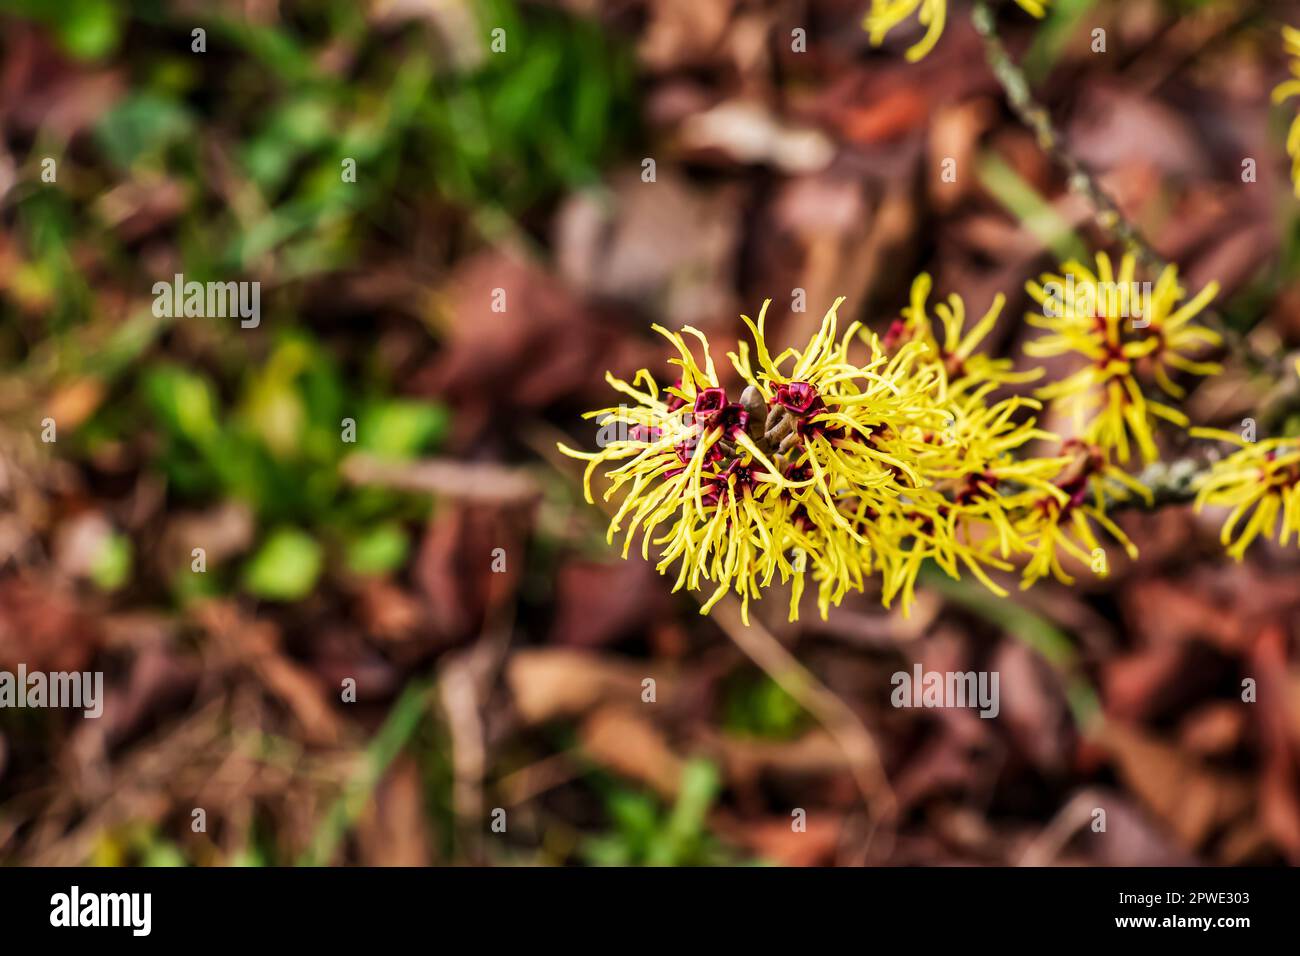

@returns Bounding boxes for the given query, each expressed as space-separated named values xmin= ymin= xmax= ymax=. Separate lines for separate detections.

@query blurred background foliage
xmin=2 ymin=0 xmax=635 ymax=608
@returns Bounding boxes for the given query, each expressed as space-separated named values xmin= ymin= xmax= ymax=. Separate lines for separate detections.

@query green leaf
xmin=976 ymin=151 xmax=1089 ymax=263
xmin=240 ymin=350 xmax=309 ymax=459
xmin=140 ymin=841 xmax=187 ymax=868
xmin=723 ymin=674 xmax=808 ymax=740
xmin=358 ymin=400 xmax=449 ymax=459
xmin=241 ymin=527 xmax=323 ymax=600
xmin=91 ymin=532 xmax=133 ymax=592
xmin=53 ymin=0 xmax=120 ymax=61
xmin=95 ymin=93 xmax=193 ymax=169
xmin=243 ymin=98 xmax=335 ymax=193
xmin=297 ymin=679 xmax=433 ymax=866
xmin=668 ymin=759 xmax=719 ymax=838
xmin=143 ymin=366 xmax=221 ymax=446
xmin=344 ymin=522 xmax=410 ymax=576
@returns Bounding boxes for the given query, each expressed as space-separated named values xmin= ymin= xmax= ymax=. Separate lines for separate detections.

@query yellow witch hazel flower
xmin=1191 ymin=429 xmax=1300 ymax=560
xmin=1272 ymin=26 xmax=1300 ymax=198
xmin=1011 ymin=441 xmax=1150 ymax=587
xmin=560 ymin=297 xmax=1043 ymax=622
xmin=864 ymin=0 xmax=1048 ymax=62
xmin=1024 ymin=251 xmax=1220 ymax=464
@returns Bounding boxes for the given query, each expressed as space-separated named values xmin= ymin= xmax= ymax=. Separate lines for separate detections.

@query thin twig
xmin=970 ymin=2 xmax=1158 ymax=269
xmin=1109 ymin=455 xmax=1212 ymax=511
xmin=340 ymin=453 xmax=539 ymax=504
xmin=969 ymin=0 xmax=1278 ymax=376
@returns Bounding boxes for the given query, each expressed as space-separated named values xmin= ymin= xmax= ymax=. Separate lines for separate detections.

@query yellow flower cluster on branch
xmin=561 ymin=277 xmax=1153 ymax=622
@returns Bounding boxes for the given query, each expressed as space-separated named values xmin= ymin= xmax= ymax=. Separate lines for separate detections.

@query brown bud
xmin=739 ymin=385 xmax=768 ymax=442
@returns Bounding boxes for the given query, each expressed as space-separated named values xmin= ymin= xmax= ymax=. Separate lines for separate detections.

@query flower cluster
xmin=881 ymin=276 xmax=1145 ymax=586
xmin=561 ymin=301 xmax=954 ymax=621
xmin=1024 ymin=252 xmax=1221 ymax=464
xmin=561 ymin=278 xmax=1153 ymax=622
xmin=864 ymin=0 xmax=1047 ymax=62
